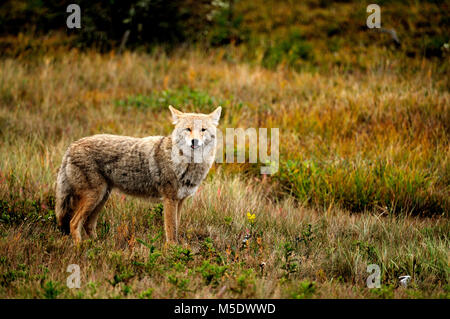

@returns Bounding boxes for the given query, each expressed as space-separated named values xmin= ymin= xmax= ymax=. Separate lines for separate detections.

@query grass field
xmin=0 ymin=46 xmax=448 ymax=298
xmin=0 ymin=0 xmax=449 ymax=299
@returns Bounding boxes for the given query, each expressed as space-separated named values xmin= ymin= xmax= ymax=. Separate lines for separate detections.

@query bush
xmin=262 ymin=30 xmax=313 ymax=70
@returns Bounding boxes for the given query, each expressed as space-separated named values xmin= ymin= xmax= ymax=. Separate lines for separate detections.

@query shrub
xmin=262 ymin=30 xmax=313 ymax=70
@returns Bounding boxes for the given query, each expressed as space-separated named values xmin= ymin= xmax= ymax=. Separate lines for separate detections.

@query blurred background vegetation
xmin=0 ymin=0 xmax=449 ymax=63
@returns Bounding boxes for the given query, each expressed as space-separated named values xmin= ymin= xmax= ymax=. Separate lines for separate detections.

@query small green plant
xmin=170 ymin=246 xmax=194 ymax=264
xmin=281 ymin=242 xmax=298 ymax=279
xmin=152 ymin=203 xmax=164 ymax=217
xmin=139 ymin=288 xmax=154 ymax=299
xmin=108 ymin=253 xmax=136 ymax=287
xmin=197 ymin=260 xmax=228 ymax=286
xmin=87 ymin=282 xmax=97 ymax=296
xmin=98 ymin=220 xmax=110 ymax=239
xmin=370 ymin=285 xmax=395 ymax=299
xmin=353 ymin=240 xmax=379 ymax=263
xmin=145 ymin=204 xmax=164 ymax=226
xmin=0 ymin=268 xmax=28 ymax=287
xmin=108 ymin=270 xmax=135 ymax=287
xmin=122 ymin=285 xmax=132 ymax=296
xmin=294 ymin=223 xmax=316 ymax=257
xmin=134 ymin=232 xmax=163 ymax=272
xmin=167 ymin=273 xmax=190 ymax=295
xmin=86 ymin=247 xmax=102 ymax=260
xmin=231 ymin=269 xmax=255 ymax=294
xmin=201 ymin=237 xmax=224 ymax=263
xmin=42 ymin=281 xmax=62 ymax=299
xmin=224 ymin=216 xmax=233 ymax=226
xmin=290 ymin=280 xmax=317 ymax=299
xmin=296 ymin=223 xmax=315 ymax=245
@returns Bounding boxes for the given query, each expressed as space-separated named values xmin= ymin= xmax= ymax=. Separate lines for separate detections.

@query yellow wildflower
xmin=247 ymin=212 xmax=256 ymax=223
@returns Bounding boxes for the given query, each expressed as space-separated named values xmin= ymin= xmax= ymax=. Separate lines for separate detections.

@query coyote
xmin=55 ymin=105 xmax=221 ymax=244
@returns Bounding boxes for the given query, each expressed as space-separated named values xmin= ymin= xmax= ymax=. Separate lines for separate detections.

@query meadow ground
xmin=0 ymin=45 xmax=448 ymax=298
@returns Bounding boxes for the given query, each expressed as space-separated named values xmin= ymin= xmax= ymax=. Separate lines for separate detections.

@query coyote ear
xmin=209 ymin=106 xmax=222 ymax=126
xmin=169 ymin=105 xmax=183 ymax=124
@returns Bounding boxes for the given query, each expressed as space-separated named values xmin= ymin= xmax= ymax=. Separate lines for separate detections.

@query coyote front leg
xmin=163 ymin=198 xmax=178 ymax=244
xmin=176 ymin=198 xmax=185 ymax=233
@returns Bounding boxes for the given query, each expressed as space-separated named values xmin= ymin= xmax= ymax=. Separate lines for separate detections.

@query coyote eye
xmin=186 ymin=128 xmax=191 ymax=132
xmin=201 ymin=128 xmax=206 ymax=132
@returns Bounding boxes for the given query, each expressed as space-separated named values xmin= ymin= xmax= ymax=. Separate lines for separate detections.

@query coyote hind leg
xmin=84 ymin=188 xmax=111 ymax=239
xmin=70 ymin=186 xmax=107 ymax=244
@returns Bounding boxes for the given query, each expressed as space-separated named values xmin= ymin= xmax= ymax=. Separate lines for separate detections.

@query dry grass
xmin=0 ymin=45 xmax=448 ymax=298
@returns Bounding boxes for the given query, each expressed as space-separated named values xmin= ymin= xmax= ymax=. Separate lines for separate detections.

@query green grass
xmin=115 ymin=86 xmax=222 ymax=112
xmin=0 ymin=175 xmax=448 ymax=298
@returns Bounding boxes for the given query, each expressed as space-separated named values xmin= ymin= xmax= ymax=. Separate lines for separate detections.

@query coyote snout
xmin=55 ymin=105 xmax=222 ymax=245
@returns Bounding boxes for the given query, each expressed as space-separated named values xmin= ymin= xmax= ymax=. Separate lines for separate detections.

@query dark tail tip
xmin=59 ymin=213 xmax=71 ymax=234
xmin=58 ymin=194 xmax=73 ymax=234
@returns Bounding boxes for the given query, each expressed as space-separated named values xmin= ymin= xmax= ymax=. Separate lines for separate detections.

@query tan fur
xmin=55 ymin=106 xmax=221 ymax=244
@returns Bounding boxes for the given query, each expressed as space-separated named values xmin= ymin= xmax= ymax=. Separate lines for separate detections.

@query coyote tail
xmin=55 ymin=154 xmax=74 ymax=234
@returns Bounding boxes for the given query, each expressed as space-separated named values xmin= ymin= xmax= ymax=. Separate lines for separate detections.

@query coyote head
xmin=169 ymin=105 xmax=222 ymax=162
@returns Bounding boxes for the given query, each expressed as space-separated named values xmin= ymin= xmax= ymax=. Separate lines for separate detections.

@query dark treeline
xmin=0 ymin=1 xmax=448 ymax=59
xmin=0 ymin=0 xmax=243 ymax=50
